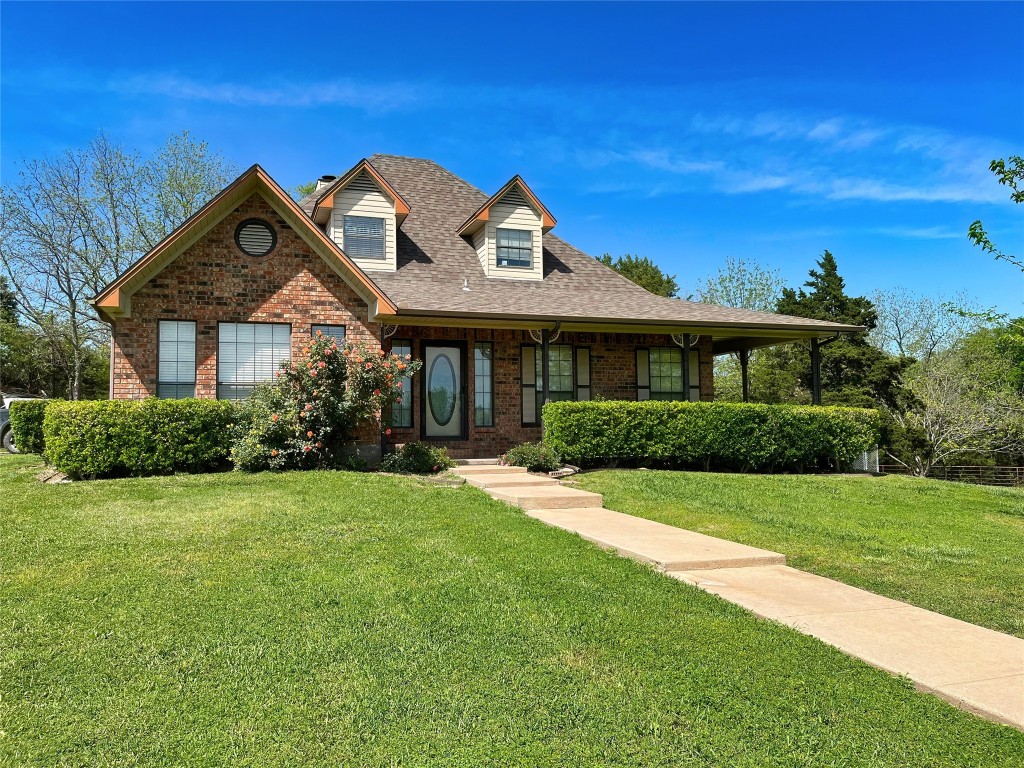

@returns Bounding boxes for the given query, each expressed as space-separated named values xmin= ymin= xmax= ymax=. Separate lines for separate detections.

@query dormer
xmin=458 ymin=176 xmax=556 ymax=281
xmin=311 ymin=159 xmax=410 ymax=273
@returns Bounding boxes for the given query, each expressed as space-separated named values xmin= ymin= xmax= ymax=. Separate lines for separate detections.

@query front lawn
xmin=2 ymin=454 xmax=1021 ymax=765
xmin=576 ymin=470 xmax=1024 ymax=638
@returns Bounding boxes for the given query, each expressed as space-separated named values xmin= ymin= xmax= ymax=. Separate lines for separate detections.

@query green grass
xmin=576 ymin=470 xmax=1024 ymax=638
xmin=1 ymin=454 xmax=1021 ymax=766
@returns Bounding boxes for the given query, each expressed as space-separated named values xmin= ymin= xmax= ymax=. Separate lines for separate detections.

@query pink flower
xmin=317 ymin=361 xmax=326 ymax=369
xmin=305 ymin=403 xmax=313 ymax=411
xmin=404 ymin=354 xmax=411 ymax=360
xmin=271 ymin=413 xmax=279 ymax=422
xmin=303 ymin=445 xmax=311 ymax=453
xmin=373 ymin=388 xmax=381 ymax=396
xmin=385 ymin=428 xmax=392 ymax=436
xmin=315 ymin=441 xmax=322 ymax=448
xmin=310 ymin=369 xmax=318 ymax=377
xmin=271 ymin=449 xmax=278 ymax=457
xmin=432 ymin=465 xmax=439 ymax=472
xmin=307 ymin=430 xmax=314 ymax=438
xmin=365 ymin=362 xmax=373 ymax=370
xmin=396 ymin=382 xmax=403 ymax=389
xmin=324 ymin=348 xmax=333 ymax=356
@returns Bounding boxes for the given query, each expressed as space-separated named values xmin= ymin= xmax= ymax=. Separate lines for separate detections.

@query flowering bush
xmin=231 ymin=334 xmax=421 ymax=472
xmin=380 ymin=442 xmax=456 ymax=474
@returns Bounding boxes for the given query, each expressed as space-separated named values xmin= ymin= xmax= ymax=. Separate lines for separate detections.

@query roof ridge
xmin=371 ymin=153 xmax=490 ymax=198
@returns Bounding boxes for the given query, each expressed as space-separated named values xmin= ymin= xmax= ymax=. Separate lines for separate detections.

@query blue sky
xmin=2 ymin=1 xmax=1022 ymax=313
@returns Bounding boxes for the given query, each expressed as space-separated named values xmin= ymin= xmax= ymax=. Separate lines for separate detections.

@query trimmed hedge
xmin=9 ymin=399 xmax=49 ymax=454
xmin=44 ymin=399 xmax=237 ymax=479
xmin=543 ymin=401 xmax=880 ymax=472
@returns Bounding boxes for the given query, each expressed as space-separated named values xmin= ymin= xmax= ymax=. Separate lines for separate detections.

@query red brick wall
xmin=111 ymin=193 xmax=382 ymax=400
xmin=386 ymin=328 xmax=716 ymax=458
xmin=111 ymin=193 xmax=717 ymax=459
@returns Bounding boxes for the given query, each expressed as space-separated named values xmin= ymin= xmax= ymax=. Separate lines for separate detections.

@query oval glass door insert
xmin=428 ymin=353 xmax=457 ymax=426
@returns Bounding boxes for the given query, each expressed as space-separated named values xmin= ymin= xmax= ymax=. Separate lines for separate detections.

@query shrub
xmin=230 ymin=335 xmax=421 ymax=472
xmin=9 ymin=399 xmax=49 ymax=454
xmin=380 ymin=442 xmax=456 ymax=474
xmin=543 ymin=400 xmax=880 ymax=472
xmin=499 ymin=441 xmax=562 ymax=473
xmin=44 ymin=399 xmax=236 ymax=479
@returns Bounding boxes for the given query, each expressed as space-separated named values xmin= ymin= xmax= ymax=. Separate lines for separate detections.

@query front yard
xmin=2 ymin=454 xmax=1022 ymax=765
xmin=576 ymin=470 xmax=1024 ymax=638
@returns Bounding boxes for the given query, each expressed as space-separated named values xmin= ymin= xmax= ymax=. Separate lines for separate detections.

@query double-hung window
xmin=474 ymin=342 xmax=494 ymax=427
xmin=496 ymin=228 xmax=532 ymax=268
xmin=637 ymin=347 xmax=700 ymax=401
xmin=157 ymin=321 xmax=196 ymax=398
xmin=343 ymin=215 xmax=385 ymax=260
xmin=390 ymin=339 xmax=413 ymax=428
xmin=218 ymin=323 xmax=291 ymax=400
xmin=520 ymin=344 xmax=591 ymax=426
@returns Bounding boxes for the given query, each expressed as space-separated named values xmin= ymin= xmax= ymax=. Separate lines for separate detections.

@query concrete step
xmin=452 ymin=465 xmax=528 ymax=476
xmin=463 ymin=473 xmax=560 ymax=489
xmin=489 ymin=486 xmax=604 ymax=510
xmin=456 ymin=458 xmax=500 ymax=466
xmin=525 ymin=508 xmax=785 ymax=571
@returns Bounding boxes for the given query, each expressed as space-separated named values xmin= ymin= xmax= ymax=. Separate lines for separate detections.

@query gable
xmin=92 ymin=165 xmax=396 ymax=322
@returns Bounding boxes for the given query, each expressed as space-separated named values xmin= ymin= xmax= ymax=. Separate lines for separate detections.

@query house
xmin=92 ymin=155 xmax=859 ymax=460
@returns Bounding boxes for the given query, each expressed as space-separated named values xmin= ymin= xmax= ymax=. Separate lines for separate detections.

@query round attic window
xmin=234 ymin=219 xmax=277 ymax=257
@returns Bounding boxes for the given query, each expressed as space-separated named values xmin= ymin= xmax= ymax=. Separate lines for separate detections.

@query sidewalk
xmin=454 ymin=464 xmax=1024 ymax=731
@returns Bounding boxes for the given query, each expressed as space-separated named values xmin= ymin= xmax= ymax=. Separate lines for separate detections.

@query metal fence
xmin=879 ymin=464 xmax=1024 ymax=488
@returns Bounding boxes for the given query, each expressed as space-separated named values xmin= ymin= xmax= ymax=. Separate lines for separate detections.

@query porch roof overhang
xmin=372 ymin=309 xmax=863 ymax=350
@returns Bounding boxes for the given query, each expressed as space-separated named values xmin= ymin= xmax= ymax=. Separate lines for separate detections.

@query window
xmin=474 ymin=342 xmax=494 ymax=427
xmin=496 ymin=228 xmax=532 ymax=268
xmin=522 ymin=344 xmax=579 ymax=426
xmin=158 ymin=321 xmax=196 ymax=398
xmin=343 ymin=215 xmax=385 ymax=259
xmin=311 ymin=324 xmax=346 ymax=344
xmin=217 ymin=323 xmax=290 ymax=400
xmin=390 ymin=339 xmax=413 ymax=428
xmin=234 ymin=219 xmax=276 ymax=257
xmin=637 ymin=347 xmax=700 ymax=402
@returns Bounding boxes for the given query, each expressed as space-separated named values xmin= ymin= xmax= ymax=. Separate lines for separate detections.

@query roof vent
xmin=315 ymin=175 xmax=337 ymax=191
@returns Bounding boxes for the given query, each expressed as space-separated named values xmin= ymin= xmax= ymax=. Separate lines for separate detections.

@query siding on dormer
xmin=328 ymin=172 xmax=398 ymax=272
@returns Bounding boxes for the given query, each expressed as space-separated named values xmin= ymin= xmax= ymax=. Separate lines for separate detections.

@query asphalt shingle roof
xmin=303 ymin=155 xmax=860 ymax=334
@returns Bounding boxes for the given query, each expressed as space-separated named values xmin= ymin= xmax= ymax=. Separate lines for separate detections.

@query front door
xmin=422 ymin=343 xmax=465 ymax=439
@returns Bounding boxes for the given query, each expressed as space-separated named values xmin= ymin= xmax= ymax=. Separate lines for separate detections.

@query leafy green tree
xmin=759 ymin=251 xmax=909 ymax=409
xmin=0 ymin=131 xmax=235 ymax=398
xmin=0 ymin=275 xmax=17 ymax=325
xmin=968 ymin=156 xmax=1023 ymax=270
xmin=293 ymin=180 xmax=319 ymax=200
xmin=597 ymin=254 xmax=679 ymax=297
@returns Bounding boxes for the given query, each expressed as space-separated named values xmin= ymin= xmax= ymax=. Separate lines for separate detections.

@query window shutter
xmin=636 ymin=349 xmax=650 ymax=401
xmin=521 ymin=346 xmax=537 ymax=425
xmin=689 ymin=350 xmax=700 ymax=402
xmin=576 ymin=348 xmax=591 ymax=401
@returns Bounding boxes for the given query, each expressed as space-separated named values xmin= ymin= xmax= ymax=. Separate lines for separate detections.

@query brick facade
xmin=111 ymin=192 xmax=716 ymax=459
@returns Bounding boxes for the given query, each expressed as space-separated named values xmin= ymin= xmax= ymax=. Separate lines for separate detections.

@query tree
xmin=968 ymin=155 xmax=1023 ymax=270
xmin=0 ymin=275 xmax=17 ymax=325
xmin=597 ymin=253 xmax=678 ymax=297
xmin=694 ymin=256 xmax=786 ymax=401
xmin=885 ymin=323 xmax=1024 ymax=475
xmin=763 ymin=251 xmax=909 ymax=409
xmin=293 ymin=180 xmax=318 ymax=200
xmin=695 ymin=256 xmax=784 ymax=312
xmin=0 ymin=132 xmax=237 ymax=398
xmin=869 ymin=288 xmax=980 ymax=362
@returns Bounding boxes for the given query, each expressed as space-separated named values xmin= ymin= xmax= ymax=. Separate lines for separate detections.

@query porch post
xmin=682 ymin=334 xmax=691 ymax=400
xmin=541 ymin=327 xmax=551 ymax=410
xmin=740 ymin=348 xmax=749 ymax=403
xmin=810 ymin=338 xmax=822 ymax=405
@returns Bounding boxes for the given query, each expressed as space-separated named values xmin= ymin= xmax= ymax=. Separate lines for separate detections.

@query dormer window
xmin=343 ymin=215 xmax=385 ymax=260
xmin=496 ymin=228 xmax=532 ymax=268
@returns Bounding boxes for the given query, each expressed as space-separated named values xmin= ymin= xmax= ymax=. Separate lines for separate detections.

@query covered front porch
xmin=381 ymin=317 xmax=840 ymax=459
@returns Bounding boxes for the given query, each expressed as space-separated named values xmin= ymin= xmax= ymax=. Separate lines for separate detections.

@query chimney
xmin=314 ymin=174 xmax=337 ymax=192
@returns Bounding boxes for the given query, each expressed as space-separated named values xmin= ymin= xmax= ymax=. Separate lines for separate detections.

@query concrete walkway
xmin=453 ymin=464 xmax=1024 ymax=731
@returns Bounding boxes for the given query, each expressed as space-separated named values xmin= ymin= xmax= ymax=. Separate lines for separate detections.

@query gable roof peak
xmin=456 ymin=174 xmax=556 ymax=237
xmin=309 ymin=157 xmax=411 ymax=225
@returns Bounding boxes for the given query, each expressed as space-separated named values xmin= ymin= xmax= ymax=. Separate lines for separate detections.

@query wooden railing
xmin=879 ymin=464 xmax=1024 ymax=488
